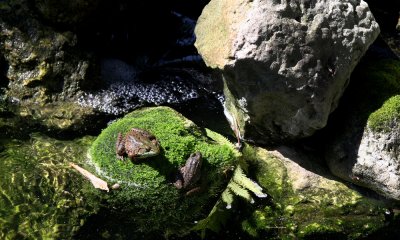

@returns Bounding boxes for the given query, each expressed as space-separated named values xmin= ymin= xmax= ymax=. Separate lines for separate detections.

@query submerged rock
xmin=195 ymin=0 xmax=380 ymax=144
xmin=326 ymin=59 xmax=400 ymax=200
xmin=0 ymin=0 xmax=221 ymax=135
xmin=240 ymin=145 xmax=392 ymax=239
xmin=88 ymin=106 xmax=237 ymax=237
xmin=0 ymin=134 xmax=100 ymax=239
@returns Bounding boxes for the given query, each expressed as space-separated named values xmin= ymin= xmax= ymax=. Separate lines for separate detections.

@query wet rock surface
xmin=195 ymin=0 xmax=380 ymax=144
xmin=0 ymin=0 xmax=220 ymax=135
xmin=0 ymin=0 xmax=102 ymax=134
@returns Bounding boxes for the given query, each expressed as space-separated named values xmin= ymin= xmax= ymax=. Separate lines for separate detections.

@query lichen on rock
xmin=88 ymin=106 xmax=236 ymax=236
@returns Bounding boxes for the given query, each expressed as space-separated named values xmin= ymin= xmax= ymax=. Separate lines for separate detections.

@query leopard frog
xmin=115 ymin=128 xmax=160 ymax=161
xmin=174 ymin=152 xmax=202 ymax=190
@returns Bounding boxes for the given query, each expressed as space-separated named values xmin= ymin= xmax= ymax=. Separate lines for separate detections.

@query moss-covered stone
xmin=240 ymin=146 xmax=388 ymax=239
xmin=89 ymin=106 xmax=236 ymax=236
xmin=357 ymin=59 xmax=400 ymax=122
xmin=0 ymin=133 xmax=100 ymax=239
xmin=368 ymin=95 xmax=400 ymax=132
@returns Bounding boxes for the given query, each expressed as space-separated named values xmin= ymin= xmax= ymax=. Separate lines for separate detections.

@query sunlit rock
xmin=195 ymin=0 xmax=380 ymax=144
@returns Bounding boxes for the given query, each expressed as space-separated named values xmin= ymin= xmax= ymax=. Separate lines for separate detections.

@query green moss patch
xmin=332 ymin=59 xmax=400 ymax=132
xmin=0 ymin=134 xmax=100 ymax=239
xmin=89 ymin=106 xmax=236 ymax=236
xmin=368 ymin=95 xmax=400 ymax=132
xmin=239 ymin=146 xmax=387 ymax=239
xmin=349 ymin=59 xmax=400 ymax=130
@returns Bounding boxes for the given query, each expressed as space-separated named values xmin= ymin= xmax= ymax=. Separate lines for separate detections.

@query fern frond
xmin=238 ymin=156 xmax=249 ymax=172
xmin=233 ymin=166 xmax=267 ymax=198
xmin=221 ymin=188 xmax=234 ymax=209
xmin=205 ymin=128 xmax=241 ymax=157
xmin=228 ymin=181 xmax=254 ymax=203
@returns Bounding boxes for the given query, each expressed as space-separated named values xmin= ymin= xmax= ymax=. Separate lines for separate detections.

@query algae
xmin=239 ymin=145 xmax=387 ymax=239
xmin=0 ymin=133 xmax=100 ymax=239
xmin=89 ymin=106 xmax=236 ymax=236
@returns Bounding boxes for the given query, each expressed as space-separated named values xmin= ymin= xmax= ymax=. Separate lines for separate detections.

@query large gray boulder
xmin=195 ymin=0 xmax=380 ymax=144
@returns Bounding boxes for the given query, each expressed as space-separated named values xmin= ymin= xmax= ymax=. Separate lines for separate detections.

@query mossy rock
xmin=368 ymin=95 xmax=400 ymax=132
xmin=352 ymin=58 xmax=400 ymax=128
xmin=89 ymin=106 xmax=236 ymax=236
xmin=240 ymin=146 xmax=388 ymax=239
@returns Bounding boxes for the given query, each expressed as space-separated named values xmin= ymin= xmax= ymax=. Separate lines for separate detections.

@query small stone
xmin=111 ymin=183 xmax=121 ymax=190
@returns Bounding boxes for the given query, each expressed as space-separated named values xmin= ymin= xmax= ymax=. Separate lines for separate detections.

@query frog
xmin=174 ymin=152 xmax=202 ymax=194
xmin=115 ymin=128 xmax=160 ymax=161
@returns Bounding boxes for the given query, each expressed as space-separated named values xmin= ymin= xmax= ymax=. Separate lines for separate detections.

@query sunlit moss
xmin=89 ymin=106 xmax=236 ymax=236
xmin=368 ymin=95 xmax=400 ymax=132
xmin=239 ymin=145 xmax=387 ymax=239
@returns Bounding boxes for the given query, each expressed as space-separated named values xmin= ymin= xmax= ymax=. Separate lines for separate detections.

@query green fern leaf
xmin=233 ymin=166 xmax=267 ymax=198
xmin=228 ymin=181 xmax=254 ymax=203
xmin=221 ymin=188 xmax=234 ymax=209
xmin=205 ymin=128 xmax=240 ymax=157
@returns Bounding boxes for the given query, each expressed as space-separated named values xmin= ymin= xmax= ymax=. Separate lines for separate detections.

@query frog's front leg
xmin=173 ymin=168 xmax=184 ymax=189
xmin=115 ymin=132 xmax=126 ymax=160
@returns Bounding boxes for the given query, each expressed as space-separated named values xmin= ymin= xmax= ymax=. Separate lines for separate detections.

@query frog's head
xmin=126 ymin=128 xmax=160 ymax=159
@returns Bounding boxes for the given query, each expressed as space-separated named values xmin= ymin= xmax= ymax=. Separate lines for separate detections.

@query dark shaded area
xmin=0 ymin=53 xmax=7 ymax=89
xmin=362 ymin=214 xmax=400 ymax=240
xmin=74 ymin=196 xmax=257 ymax=240
xmin=75 ymin=0 xmax=210 ymax=65
xmin=302 ymin=35 xmax=399 ymax=159
xmin=365 ymin=0 xmax=400 ymax=34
